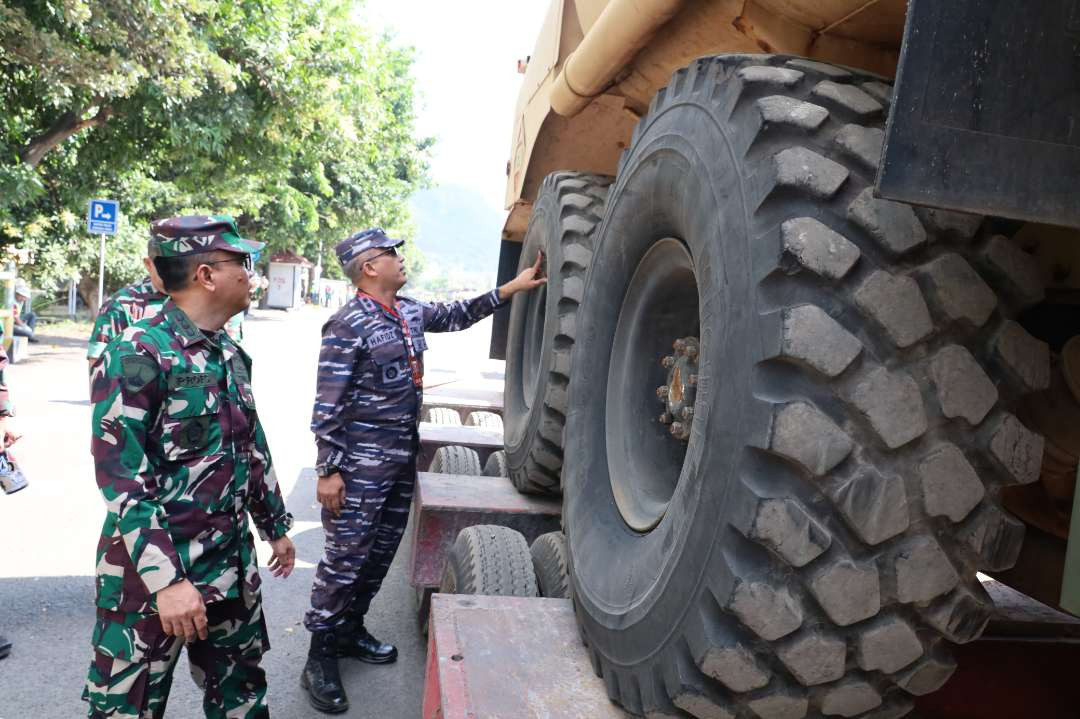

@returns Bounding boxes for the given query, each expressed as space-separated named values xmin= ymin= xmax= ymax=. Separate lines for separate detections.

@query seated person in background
xmin=12 ymin=282 xmax=37 ymax=344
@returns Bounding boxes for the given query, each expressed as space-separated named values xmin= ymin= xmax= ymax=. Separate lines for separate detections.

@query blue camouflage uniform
xmin=305 ymin=229 xmax=505 ymax=632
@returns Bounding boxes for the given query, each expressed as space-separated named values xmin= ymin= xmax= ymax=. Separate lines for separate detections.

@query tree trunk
xmin=78 ymin=274 xmax=102 ymax=316
xmin=20 ymin=104 xmax=113 ymax=168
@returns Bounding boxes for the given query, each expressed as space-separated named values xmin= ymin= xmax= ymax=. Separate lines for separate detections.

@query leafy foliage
xmin=0 ymin=0 xmax=430 ymax=305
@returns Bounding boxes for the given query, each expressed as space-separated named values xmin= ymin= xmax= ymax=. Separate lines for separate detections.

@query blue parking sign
xmin=87 ymin=199 xmax=119 ymax=235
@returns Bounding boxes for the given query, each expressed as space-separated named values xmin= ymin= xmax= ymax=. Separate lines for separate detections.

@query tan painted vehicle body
xmin=504 ymin=0 xmax=1080 ymax=293
xmin=502 ymin=0 xmax=1080 ymax=609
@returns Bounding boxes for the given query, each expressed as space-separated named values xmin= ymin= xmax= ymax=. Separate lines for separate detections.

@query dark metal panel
xmin=488 ymin=239 xmax=522 ymax=360
xmin=878 ymin=0 xmax=1080 ymax=228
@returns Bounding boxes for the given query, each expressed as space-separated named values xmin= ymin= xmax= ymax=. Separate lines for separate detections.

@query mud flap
xmin=878 ymin=0 xmax=1080 ymax=228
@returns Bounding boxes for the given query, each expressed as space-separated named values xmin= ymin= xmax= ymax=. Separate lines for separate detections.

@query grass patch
xmin=38 ymin=318 xmax=94 ymax=339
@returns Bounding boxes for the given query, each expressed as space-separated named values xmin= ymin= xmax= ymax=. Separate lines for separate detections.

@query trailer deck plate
xmin=422 ymin=594 xmax=627 ymax=719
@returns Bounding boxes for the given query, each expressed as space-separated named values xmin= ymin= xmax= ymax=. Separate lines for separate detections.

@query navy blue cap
xmin=335 ymin=228 xmax=403 ymax=267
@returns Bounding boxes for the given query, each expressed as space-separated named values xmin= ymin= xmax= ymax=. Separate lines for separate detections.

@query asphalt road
xmin=0 ymin=303 xmax=504 ymax=719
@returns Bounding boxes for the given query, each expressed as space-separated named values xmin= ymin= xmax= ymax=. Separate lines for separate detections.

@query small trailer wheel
xmin=440 ymin=525 xmax=538 ymax=597
xmin=424 ymin=407 xmax=462 ymax=425
xmin=428 ymin=445 xmax=482 ymax=475
xmin=530 ymin=531 xmax=570 ymax=599
xmin=465 ymin=410 xmax=503 ymax=431
xmin=482 ymin=450 xmax=510 ymax=478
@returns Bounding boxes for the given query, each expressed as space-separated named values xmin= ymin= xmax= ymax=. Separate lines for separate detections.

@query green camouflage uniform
xmin=84 ymin=216 xmax=290 ymax=719
xmin=87 ymin=279 xmax=167 ymax=362
xmin=88 ymin=280 xmax=246 ymax=360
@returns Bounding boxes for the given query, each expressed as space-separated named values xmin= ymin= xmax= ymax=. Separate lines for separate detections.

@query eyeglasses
xmin=364 ymin=247 xmax=399 ymax=264
xmin=199 ymin=255 xmax=254 ymax=274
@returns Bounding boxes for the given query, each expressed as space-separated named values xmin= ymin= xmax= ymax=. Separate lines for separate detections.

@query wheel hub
xmin=657 ymin=337 xmax=699 ymax=441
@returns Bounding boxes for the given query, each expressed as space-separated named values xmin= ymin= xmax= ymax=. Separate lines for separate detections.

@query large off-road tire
xmin=439 ymin=525 xmax=538 ymax=597
xmin=564 ymin=55 xmax=1048 ymax=719
xmin=429 ymin=445 xmax=482 ymax=475
xmin=503 ymin=171 xmax=612 ymax=495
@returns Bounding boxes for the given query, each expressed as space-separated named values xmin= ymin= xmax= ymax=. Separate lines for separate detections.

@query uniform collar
xmin=161 ymin=300 xmax=217 ymax=349
xmin=356 ymin=291 xmax=400 ymax=321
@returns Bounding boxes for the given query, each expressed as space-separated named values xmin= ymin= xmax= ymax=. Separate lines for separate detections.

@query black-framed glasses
xmin=195 ymin=255 xmax=254 ymax=281
xmin=202 ymin=255 xmax=254 ymax=273
xmin=364 ymin=247 xmax=399 ymax=264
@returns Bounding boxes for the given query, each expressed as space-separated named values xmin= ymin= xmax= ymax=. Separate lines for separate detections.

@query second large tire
xmin=503 ymin=171 xmax=611 ymax=494
xmin=564 ymin=55 xmax=1047 ymax=719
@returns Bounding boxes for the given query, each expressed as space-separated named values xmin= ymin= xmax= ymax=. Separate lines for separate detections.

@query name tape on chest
xmin=169 ymin=371 xmax=216 ymax=390
xmin=367 ymin=329 xmax=397 ymax=349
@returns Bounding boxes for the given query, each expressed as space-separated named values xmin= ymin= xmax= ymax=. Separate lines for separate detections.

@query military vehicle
xmin=492 ymin=1 xmax=1080 ymax=717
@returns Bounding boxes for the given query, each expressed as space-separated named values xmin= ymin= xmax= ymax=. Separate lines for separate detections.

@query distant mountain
xmin=408 ymin=186 xmax=505 ymax=275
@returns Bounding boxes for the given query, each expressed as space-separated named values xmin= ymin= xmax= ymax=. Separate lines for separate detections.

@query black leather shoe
xmin=301 ymin=631 xmax=348 ymax=714
xmin=337 ymin=622 xmax=398 ymax=664
xmin=0 ymin=635 xmax=11 ymax=660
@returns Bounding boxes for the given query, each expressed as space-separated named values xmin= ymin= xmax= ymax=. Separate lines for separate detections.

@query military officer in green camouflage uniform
xmin=84 ymin=215 xmax=295 ymax=719
xmin=87 ymin=238 xmax=168 ymax=367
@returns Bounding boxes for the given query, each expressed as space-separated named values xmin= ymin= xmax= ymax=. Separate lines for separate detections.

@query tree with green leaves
xmin=1 ymin=0 xmax=430 ymax=309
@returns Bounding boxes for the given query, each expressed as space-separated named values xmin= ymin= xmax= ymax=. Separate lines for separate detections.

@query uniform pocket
xmin=90 ymin=610 xmax=170 ymax=662
xmin=370 ymin=343 xmax=410 ymax=385
xmin=161 ymin=386 xmax=221 ymax=462
xmin=84 ymin=611 xmax=175 ymax=715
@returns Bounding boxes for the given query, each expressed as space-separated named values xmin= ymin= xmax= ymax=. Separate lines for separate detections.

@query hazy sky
xmin=362 ymin=0 xmax=552 ymax=214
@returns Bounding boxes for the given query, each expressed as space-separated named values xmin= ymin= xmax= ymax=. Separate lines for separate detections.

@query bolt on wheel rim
xmin=657 ymin=336 xmax=699 ymax=442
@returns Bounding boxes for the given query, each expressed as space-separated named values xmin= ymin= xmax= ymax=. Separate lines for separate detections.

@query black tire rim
xmin=606 ymin=238 xmax=700 ymax=532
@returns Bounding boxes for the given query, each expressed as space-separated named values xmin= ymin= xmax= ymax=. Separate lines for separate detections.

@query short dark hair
xmin=153 ymin=252 xmax=215 ymax=293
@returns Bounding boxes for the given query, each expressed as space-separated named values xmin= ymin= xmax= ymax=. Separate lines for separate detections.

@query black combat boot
xmin=336 ymin=616 xmax=398 ymax=664
xmin=300 ymin=630 xmax=348 ymax=714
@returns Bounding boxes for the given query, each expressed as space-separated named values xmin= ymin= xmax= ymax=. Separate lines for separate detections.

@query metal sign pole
xmin=87 ymin=199 xmax=118 ymax=310
xmin=97 ymin=232 xmax=106 ymax=310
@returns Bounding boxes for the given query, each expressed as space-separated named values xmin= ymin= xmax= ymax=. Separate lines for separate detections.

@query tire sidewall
xmin=565 ymin=91 xmax=761 ymax=662
xmin=504 ymin=181 xmax=565 ymax=462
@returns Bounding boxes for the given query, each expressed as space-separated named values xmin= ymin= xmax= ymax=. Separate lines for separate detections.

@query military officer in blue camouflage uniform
xmin=300 ymin=228 xmax=545 ymax=713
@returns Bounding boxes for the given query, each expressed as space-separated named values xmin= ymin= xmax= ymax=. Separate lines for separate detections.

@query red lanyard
xmin=359 ymin=291 xmax=423 ymax=387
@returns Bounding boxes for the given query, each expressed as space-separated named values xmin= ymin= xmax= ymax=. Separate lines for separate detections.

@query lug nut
xmin=674 ymin=338 xmax=687 ymax=353
xmin=656 ymin=385 xmax=669 ymax=399
xmin=659 ymin=412 xmax=672 ymax=424
xmin=688 ymin=374 xmax=698 ymax=387
xmin=661 ymin=355 xmax=675 ymax=369
xmin=681 ymin=406 xmax=694 ymax=420
xmin=670 ymin=422 xmax=685 ymax=436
